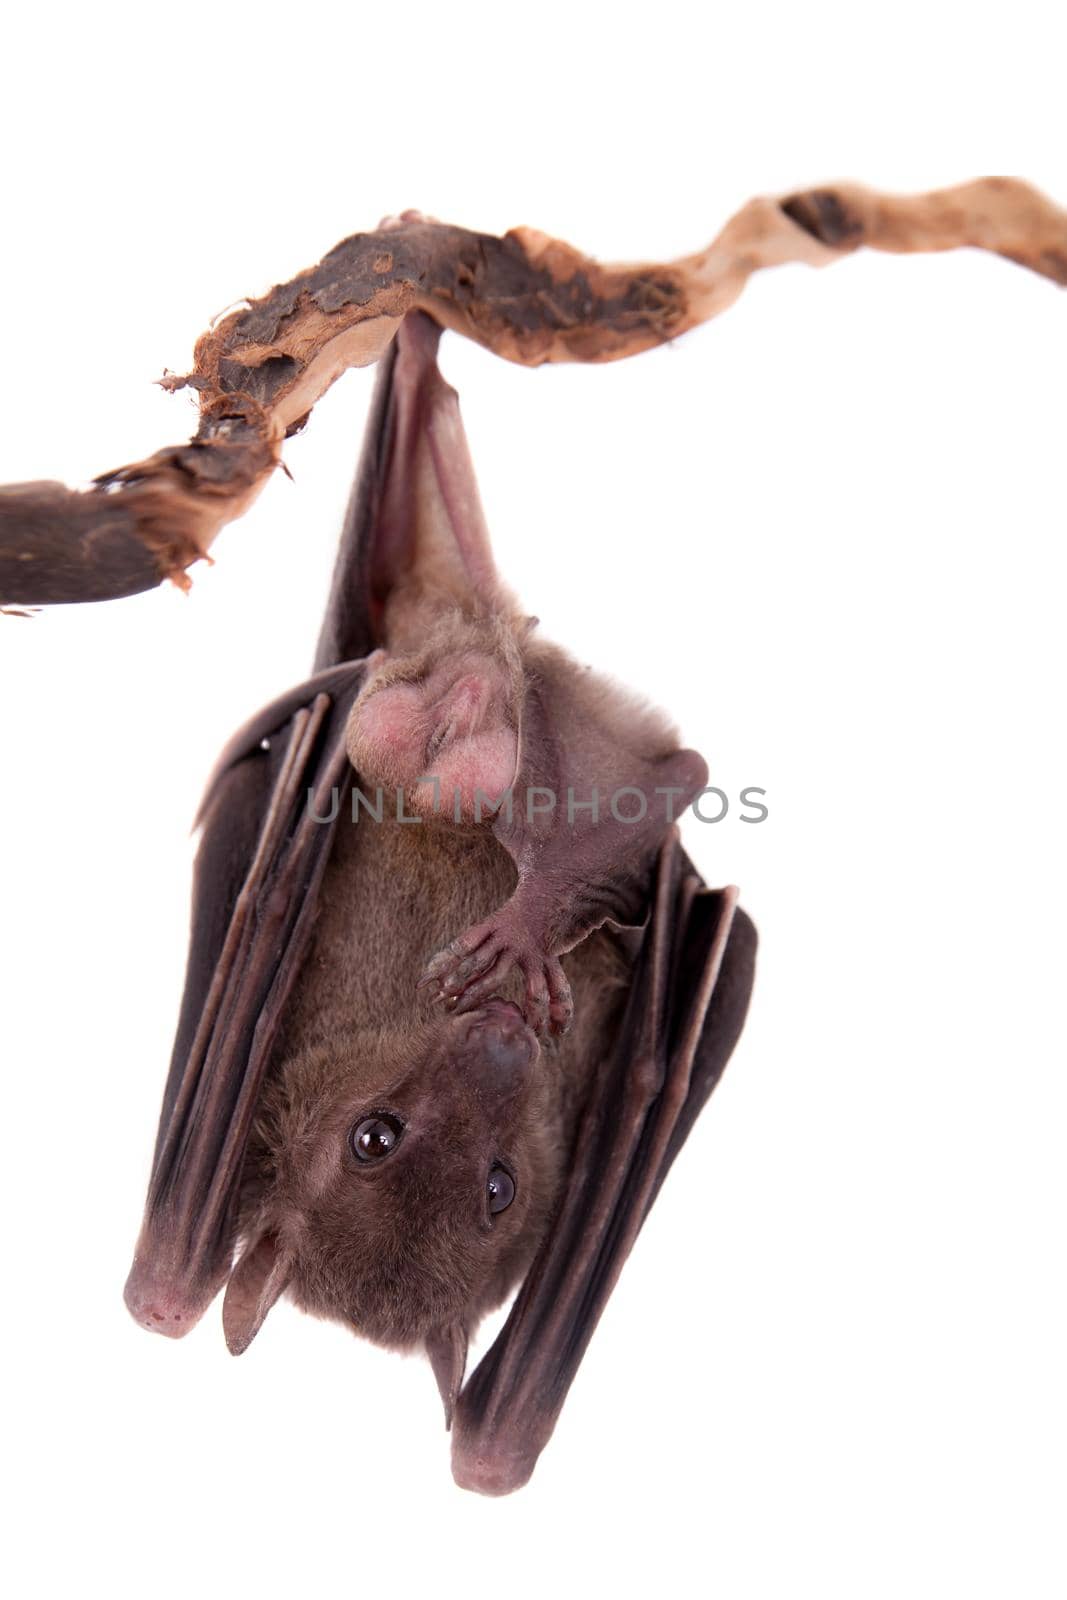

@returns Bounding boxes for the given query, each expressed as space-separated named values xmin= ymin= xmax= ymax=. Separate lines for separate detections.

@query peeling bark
xmin=1 ymin=177 xmax=1063 ymax=607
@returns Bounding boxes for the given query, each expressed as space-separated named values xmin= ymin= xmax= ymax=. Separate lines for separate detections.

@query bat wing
xmin=451 ymin=832 xmax=757 ymax=1493
xmin=124 ymin=310 xmax=495 ymax=1337
xmin=124 ymin=668 xmax=367 ymax=1336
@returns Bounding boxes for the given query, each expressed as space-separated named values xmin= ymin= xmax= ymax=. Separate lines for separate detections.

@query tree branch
xmin=2 ymin=178 xmax=1063 ymax=607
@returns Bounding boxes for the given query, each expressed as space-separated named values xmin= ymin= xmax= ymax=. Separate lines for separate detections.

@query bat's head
xmin=222 ymin=1000 xmax=562 ymax=1421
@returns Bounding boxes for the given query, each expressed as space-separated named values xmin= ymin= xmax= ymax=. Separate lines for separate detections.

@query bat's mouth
xmin=475 ymin=998 xmax=524 ymax=1022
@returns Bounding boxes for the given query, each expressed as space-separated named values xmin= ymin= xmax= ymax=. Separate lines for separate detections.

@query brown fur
xmin=243 ymin=807 xmax=629 ymax=1349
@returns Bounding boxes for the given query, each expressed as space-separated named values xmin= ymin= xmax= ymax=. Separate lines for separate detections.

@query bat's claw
xmin=421 ymin=918 xmax=572 ymax=1039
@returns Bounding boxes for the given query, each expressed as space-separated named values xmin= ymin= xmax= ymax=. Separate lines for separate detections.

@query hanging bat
xmin=8 ymin=176 xmax=1058 ymax=1494
xmin=122 ymin=311 xmax=757 ymax=1493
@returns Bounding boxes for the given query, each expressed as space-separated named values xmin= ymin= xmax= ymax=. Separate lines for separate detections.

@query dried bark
xmin=2 ymin=178 xmax=1063 ymax=607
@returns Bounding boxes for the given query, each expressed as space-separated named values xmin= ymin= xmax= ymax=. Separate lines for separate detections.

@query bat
xmin=122 ymin=310 xmax=757 ymax=1493
xmin=12 ymin=175 xmax=1052 ymax=1495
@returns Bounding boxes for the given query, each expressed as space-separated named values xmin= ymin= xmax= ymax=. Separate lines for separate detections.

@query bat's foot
xmin=420 ymin=916 xmax=573 ymax=1039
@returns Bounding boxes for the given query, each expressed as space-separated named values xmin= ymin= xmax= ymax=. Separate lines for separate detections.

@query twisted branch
xmin=2 ymin=177 xmax=1063 ymax=606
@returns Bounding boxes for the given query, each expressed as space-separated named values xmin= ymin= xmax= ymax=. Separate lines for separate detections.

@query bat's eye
xmin=350 ymin=1113 xmax=405 ymax=1162
xmin=487 ymin=1165 xmax=515 ymax=1214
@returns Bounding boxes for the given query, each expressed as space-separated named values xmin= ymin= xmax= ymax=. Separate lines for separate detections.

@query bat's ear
xmin=222 ymin=1231 xmax=294 ymax=1355
xmin=425 ymin=1322 xmax=469 ymax=1429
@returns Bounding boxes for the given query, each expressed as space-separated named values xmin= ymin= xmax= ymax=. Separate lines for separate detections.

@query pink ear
xmin=222 ymin=1232 xmax=293 ymax=1355
xmin=425 ymin=1322 xmax=469 ymax=1429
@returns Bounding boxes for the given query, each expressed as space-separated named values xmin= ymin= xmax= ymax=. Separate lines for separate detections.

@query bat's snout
xmin=460 ymin=1000 xmax=539 ymax=1095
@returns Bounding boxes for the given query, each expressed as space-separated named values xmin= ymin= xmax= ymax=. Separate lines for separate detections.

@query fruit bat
xmin=2 ymin=174 xmax=1058 ymax=1496
xmin=122 ymin=310 xmax=757 ymax=1494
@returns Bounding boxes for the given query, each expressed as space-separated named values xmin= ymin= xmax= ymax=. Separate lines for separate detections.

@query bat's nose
xmin=462 ymin=1000 xmax=538 ymax=1095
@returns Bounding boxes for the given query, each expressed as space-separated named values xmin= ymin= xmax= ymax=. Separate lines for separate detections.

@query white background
xmin=1 ymin=5 xmax=1064 ymax=1596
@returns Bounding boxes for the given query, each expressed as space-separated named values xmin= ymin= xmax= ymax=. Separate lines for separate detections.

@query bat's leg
xmin=422 ymin=681 xmax=708 ymax=1036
